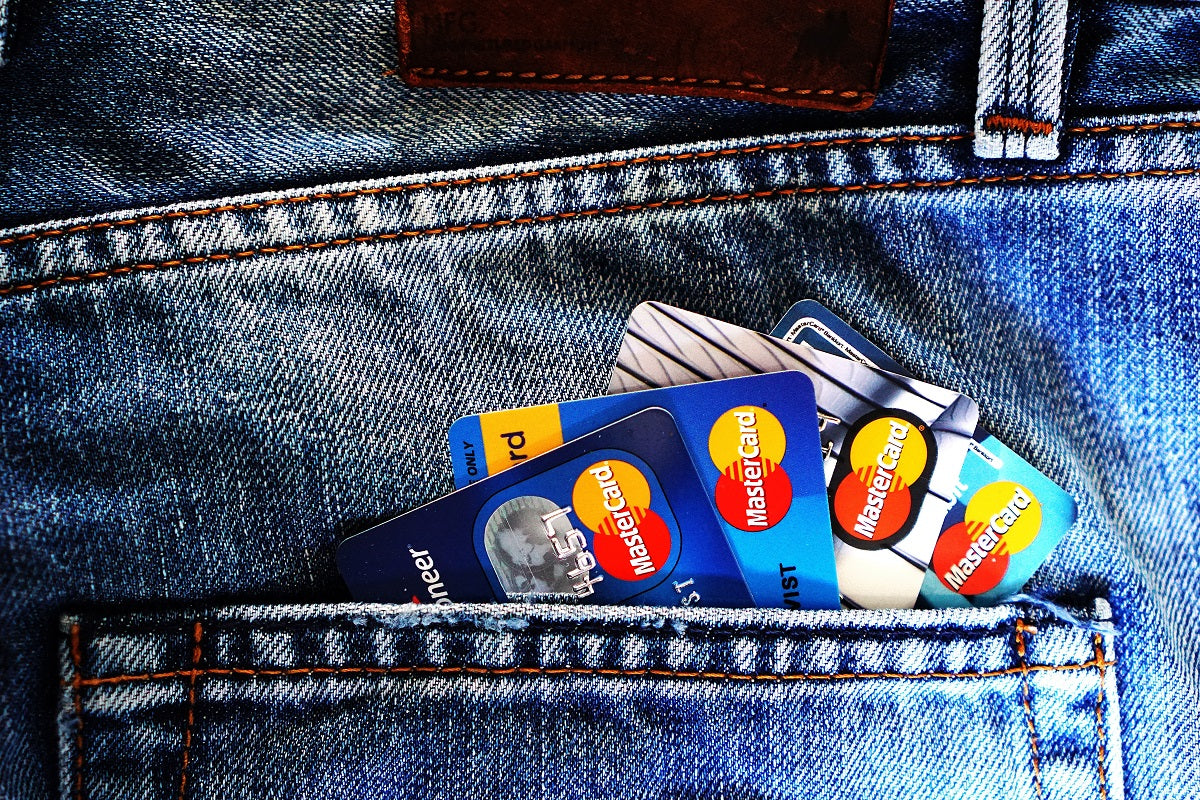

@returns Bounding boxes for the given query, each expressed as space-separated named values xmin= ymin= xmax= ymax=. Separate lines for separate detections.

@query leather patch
xmin=396 ymin=0 xmax=894 ymax=111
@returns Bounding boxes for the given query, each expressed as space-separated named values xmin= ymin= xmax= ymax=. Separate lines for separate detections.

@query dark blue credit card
xmin=337 ymin=408 xmax=754 ymax=608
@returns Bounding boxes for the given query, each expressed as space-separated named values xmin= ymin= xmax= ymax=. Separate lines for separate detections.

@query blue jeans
xmin=1 ymin=0 xmax=1197 ymax=798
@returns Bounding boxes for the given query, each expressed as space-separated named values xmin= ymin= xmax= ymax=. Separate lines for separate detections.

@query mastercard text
xmin=853 ymin=419 xmax=912 ymax=540
xmin=941 ymin=485 xmax=1033 ymax=592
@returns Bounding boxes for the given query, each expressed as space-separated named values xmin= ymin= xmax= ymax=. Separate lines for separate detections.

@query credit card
xmin=771 ymin=300 xmax=1078 ymax=607
xmin=338 ymin=408 xmax=754 ymax=608
xmin=450 ymin=372 xmax=838 ymax=609
xmin=772 ymin=299 xmax=906 ymax=374
xmin=609 ymin=302 xmax=980 ymax=609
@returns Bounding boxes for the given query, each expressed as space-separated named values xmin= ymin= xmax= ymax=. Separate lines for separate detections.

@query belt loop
xmin=974 ymin=0 xmax=1072 ymax=161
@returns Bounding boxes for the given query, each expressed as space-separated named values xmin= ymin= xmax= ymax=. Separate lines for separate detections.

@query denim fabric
xmin=59 ymin=602 xmax=1118 ymax=800
xmin=1 ymin=116 xmax=1196 ymax=799
xmin=1 ymin=0 xmax=1199 ymax=799
xmin=1071 ymin=1 xmax=1200 ymax=115
xmin=0 ymin=0 xmax=1196 ymax=228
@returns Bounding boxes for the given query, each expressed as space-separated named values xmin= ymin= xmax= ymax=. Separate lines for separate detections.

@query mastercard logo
xmin=707 ymin=406 xmax=792 ymax=532
xmin=831 ymin=409 xmax=937 ymax=550
xmin=931 ymin=481 xmax=1042 ymax=595
xmin=571 ymin=460 xmax=671 ymax=581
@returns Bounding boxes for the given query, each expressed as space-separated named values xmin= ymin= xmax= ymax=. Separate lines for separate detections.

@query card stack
xmin=338 ymin=301 xmax=1076 ymax=610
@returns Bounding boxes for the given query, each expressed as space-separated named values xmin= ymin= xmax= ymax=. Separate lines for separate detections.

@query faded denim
xmin=0 ymin=0 xmax=1197 ymax=798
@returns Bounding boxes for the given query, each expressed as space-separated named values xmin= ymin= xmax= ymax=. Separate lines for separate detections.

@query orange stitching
xmin=2 ymin=165 xmax=1197 ymax=298
xmin=1095 ymin=634 xmax=1110 ymax=800
xmin=983 ymin=115 xmax=1055 ymax=137
xmin=1015 ymin=621 xmax=1043 ymax=800
xmin=1 ymin=119 xmax=1196 ymax=250
xmin=73 ymin=655 xmax=1115 ymax=687
xmin=408 ymin=67 xmax=868 ymax=98
xmin=0 ymin=133 xmax=966 ymax=249
xmin=70 ymin=623 xmax=85 ymax=800
xmin=1067 ymin=120 xmax=1200 ymax=134
xmin=178 ymin=622 xmax=202 ymax=800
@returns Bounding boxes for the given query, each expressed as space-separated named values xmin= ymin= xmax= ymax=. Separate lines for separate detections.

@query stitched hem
xmin=69 ymin=623 xmax=85 ymax=800
xmin=406 ymin=67 xmax=870 ymax=98
xmin=0 ymin=132 xmax=968 ymax=249
xmin=984 ymin=115 xmax=1055 ymax=137
xmin=72 ymin=657 xmax=1116 ymax=687
xmin=1016 ymin=620 xmax=1044 ymax=800
xmin=177 ymin=622 xmax=202 ymax=800
xmin=2 ymin=120 xmax=1198 ymax=251
xmin=2 ymin=166 xmax=1197 ymax=299
xmin=1095 ymin=634 xmax=1110 ymax=800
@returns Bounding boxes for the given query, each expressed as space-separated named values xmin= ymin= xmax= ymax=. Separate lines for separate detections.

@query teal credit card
xmin=771 ymin=300 xmax=1077 ymax=607
xmin=450 ymin=372 xmax=838 ymax=609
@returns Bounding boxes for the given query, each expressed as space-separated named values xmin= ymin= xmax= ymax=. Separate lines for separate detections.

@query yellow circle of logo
xmin=848 ymin=416 xmax=928 ymax=491
xmin=964 ymin=481 xmax=1042 ymax=555
xmin=707 ymin=406 xmax=787 ymax=472
xmin=571 ymin=460 xmax=652 ymax=533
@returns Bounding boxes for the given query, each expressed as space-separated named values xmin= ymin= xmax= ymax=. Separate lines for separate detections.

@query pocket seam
xmin=1016 ymin=619 xmax=1045 ymax=800
xmin=5 ymin=165 xmax=1198 ymax=300
xmin=0 ymin=119 xmax=1195 ymax=254
xmin=67 ymin=618 xmax=1118 ymax=800
xmin=75 ymin=652 xmax=1112 ymax=687
xmin=69 ymin=617 xmax=1048 ymax=641
xmin=68 ymin=623 xmax=84 ymax=800
xmin=1095 ymin=633 xmax=1111 ymax=800
xmin=177 ymin=622 xmax=203 ymax=800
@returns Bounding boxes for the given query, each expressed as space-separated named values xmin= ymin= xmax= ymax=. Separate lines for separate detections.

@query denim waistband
xmin=1 ymin=0 xmax=1197 ymax=226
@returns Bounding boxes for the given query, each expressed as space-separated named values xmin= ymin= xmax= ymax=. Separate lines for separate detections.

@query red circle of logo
xmin=833 ymin=473 xmax=911 ymax=543
xmin=931 ymin=522 xmax=1010 ymax=595
xmin=592 ymin=507 xmax=671 ymax=581
xmin=713 ymin=460 xmax=792 ymax=532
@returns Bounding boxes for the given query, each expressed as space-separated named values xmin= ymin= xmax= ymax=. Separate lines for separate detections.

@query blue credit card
xmin=338 ymin=408 xmax=754 ymax=608
xmin=449 ymin=372 xmax=838 ymax=609
xmin=771 ymin=300 xmax=1078 ymax=607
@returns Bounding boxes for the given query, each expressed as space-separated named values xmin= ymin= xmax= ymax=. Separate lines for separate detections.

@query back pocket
xmin=59 ymin=600 xmax=1120 ymax=800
